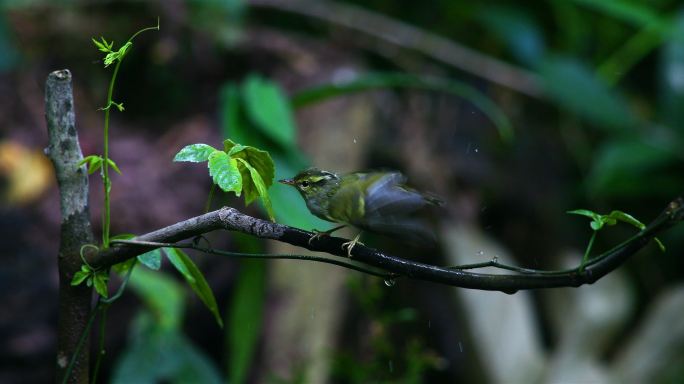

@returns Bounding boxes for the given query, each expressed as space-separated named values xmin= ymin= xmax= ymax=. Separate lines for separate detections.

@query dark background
xmin=1 ymin=0 xmax=683 ymax=383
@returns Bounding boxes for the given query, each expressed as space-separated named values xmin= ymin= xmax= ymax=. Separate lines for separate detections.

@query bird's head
xmin=278 ymin=168 xmax=339 ymax=200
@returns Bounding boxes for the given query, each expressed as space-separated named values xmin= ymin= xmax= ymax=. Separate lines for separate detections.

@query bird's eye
xmin=299 ymin=181 xmax=310 ymax=189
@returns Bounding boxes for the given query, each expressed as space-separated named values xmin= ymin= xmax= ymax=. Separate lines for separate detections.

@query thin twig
xmin=110 ymin=239 xmax=394 ymax=278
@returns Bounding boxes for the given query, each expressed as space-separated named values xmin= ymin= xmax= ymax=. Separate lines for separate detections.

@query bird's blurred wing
xmin=364 ymin=172 xmax=429 ymax=217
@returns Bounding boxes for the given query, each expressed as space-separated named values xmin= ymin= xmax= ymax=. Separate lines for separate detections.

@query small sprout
xmin=106 ymin=158 xmax=122 ymax=174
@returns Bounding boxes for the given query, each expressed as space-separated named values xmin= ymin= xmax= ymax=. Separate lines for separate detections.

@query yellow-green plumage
xmin=279 ymin=168 xmax=442 ymax=247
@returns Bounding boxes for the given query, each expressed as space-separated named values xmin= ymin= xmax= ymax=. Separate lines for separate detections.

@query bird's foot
xmin=341 ymin=234 xmax=363 ymax=258
xmin=308 ymin=225 xmax=346 ymax=245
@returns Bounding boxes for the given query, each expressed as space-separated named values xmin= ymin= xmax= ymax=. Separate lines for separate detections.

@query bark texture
xmin=45 ymin=69 xmax=94 ymax=384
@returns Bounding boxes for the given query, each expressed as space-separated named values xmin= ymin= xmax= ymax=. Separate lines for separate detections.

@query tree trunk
xmin=45 ymin=69 xmax=94 ymax=384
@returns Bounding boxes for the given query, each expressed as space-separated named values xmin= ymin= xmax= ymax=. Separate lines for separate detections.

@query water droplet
xmin=388 ymin=360 xmax=394 ymax=373
xmin=384 ymin=278 xmax=395 ymax=287
xmin=491 ymin=256 xmax=499 ymax=264
xmin=353 ymin=138 xmax=357 ymax=144
xmin=458 ymin=342 xmax=463 ymax=353
xmin=477 ymin=250 xmax=484 ymax=256
xmin=474 ymin=148 xmax=479 ymax=153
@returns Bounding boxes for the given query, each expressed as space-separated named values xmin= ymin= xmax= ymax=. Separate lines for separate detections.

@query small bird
xmin=279 ymin=168 xmax=442 ymax=256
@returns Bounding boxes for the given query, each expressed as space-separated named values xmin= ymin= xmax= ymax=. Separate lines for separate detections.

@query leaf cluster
xmin=92 ymin=37 xmax=132 ymax=68
xmin=174 ymin=139 xmax=276 ymax=221
xmin=568 ymin=208 xmax=665 ymax=251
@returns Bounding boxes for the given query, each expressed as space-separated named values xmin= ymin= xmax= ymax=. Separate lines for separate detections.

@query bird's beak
xmin=278 ymin=178 xmax=295 ymax=185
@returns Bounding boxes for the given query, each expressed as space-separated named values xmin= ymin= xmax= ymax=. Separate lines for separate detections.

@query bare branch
xmin=93 ymin=197 xmax=684 ymax=293
xmin=45 ymin=69 xmax=94 ymax=384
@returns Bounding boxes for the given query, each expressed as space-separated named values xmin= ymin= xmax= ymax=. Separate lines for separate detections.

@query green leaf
xmin=107 ymin=158 xmax=122 ymax=174
xmin=236 ymin=158 xmax=275 ymax=221
xmin=92 ymin=36 xmax=112 ymax=52
xmin=163 ymin=248 xmax=223 ymax=327
xmin=138 ymin=249 xmax=162 ymax=270
xmin=539 ymin=56 xmax=637 ymax=131
xmin=208 ymin=151 xmax=242 ymax=195
xmin=606 ymin=210 xmax=644 ymax=229
xmin=568 ymin=209 xmax=604 ymax=230
xmin=607 ymin=210 xmax=666 ymax=252
xmin=474 ymin=4 xmax=545 ymax=66
xmin=227 ymin=261 xmax=266 ymax=384
xmin=79 ymin=155 xmax=104 ymax=175
xmin=113 ymin=258 xmax=137 ymax=275
xmin=71 ymin=270 xmax=90 ymax=286
xmin=242 ymin=75 xmax=296 ymax=148
xmin=587 ymin=139 xmax=678 ymax=197
xmin=93 ymin=272 xmax=109 ymax=298
xmin=291 ymin=72 xmax=514 ymax=142
xmin=163 ymin=247 xmax=196 ymax=284
xmin=174 ymin=144 xmax=218 ymax=163
xmin=111 ymin=311 xmax=222 ymax=384
xmin=660 ymin=11 xmax=684 ymax=131
xmin=225 ymin=139 xmax=275 ymax=205
xmin=128 ymin=267 xmax=185 ymax=330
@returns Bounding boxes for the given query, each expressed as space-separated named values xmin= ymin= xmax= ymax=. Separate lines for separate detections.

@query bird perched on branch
xmin=279 ymin=168 xmax=443 ymax=256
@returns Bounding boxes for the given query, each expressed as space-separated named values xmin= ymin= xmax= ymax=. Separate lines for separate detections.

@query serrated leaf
xmin=94 ymin=273 xmax=109 ymax=298
xmin=71 ymin=270 xmax=91 ymax=286
xmin=236 ymin=158 xmax=275 ymax=221
xmin=107 ymin=158 xmax=122 ymax=174
xmin=163 ymin=248 xmax=223 ymax=327
xmin=208 ymin=151 xmax=242 ymax=195
xmin=242 ymin=75 xmax=296 ymax=148
xmin=138 ymin=249 xmax=162 ymax=270
xmin=174 ymin=144 xmax=218 ymax=163
xmin=225 ymin=140 xmax=275 ymax=205
xmin=163 ymin=247 xmax=196 ymax=284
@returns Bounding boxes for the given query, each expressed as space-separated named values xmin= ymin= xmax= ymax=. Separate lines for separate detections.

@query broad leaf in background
xmin=540 ymin=56 xmax=638 ymax=131
xmin=111 ymin=312 xmax=222 ymax=384
xmin=242 ymin=74 xmax=296 ymax=148
xmin=226 ymin=259 xmax=266 ymax=384
xmin=660 ymin=10 xmax=684 ymax=132
xmin=164 ymin=247 xmax=224 ymax=328
xmin=587 ymin=139 xmax=679 ymax=197
xmin=128 ymin=267 xmax=185 ymax=330
xmin=291 ymin=72 xmax=515 ymax=142
xmin=475 ymin=4 xmax=546 ymax=66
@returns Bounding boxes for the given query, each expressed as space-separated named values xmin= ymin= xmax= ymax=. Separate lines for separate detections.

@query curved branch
xmin=93 ymin=196 xmax=684 ymax=293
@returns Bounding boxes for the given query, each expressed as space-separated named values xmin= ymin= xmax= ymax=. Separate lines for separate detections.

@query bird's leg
xmin=341 ymin=233 xmax=364 ymax=258
xmin=308 ymin=225 xmax=346 ymax=245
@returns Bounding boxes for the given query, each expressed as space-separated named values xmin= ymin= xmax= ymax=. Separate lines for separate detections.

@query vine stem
xmin=101 ymin=19 xmax=160 ymax=249
xmin=580 ymin=230 xmax=597 ymax=272
xmin=101 ymin=61 xmax=121 ymax=248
